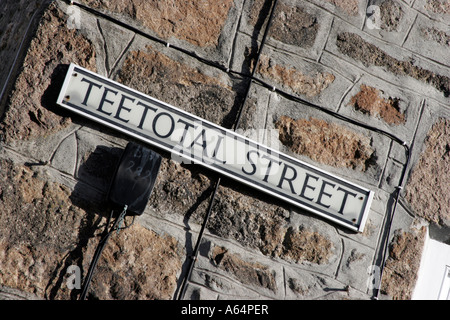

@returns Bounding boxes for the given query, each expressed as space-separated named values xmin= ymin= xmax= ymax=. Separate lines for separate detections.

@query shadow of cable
xmin=45 ymin=145 xmax=123 ymax=300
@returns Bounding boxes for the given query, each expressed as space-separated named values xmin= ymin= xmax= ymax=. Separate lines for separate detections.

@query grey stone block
xmin=338 ymin=73 xmax=424 ymax=143
xmin=336 ymin=238 xmax=376 ymax=293
xmin=50 ymin=132 xmax=77 ymax=175
xmin=403 ymin=14 xmax=450 ymax=66
xmin=363 ymin=0 xmax=418 ymax=45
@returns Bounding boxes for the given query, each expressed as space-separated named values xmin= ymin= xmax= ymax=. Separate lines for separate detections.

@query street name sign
xmin=57 ymin=63 xmax=374 ymax=232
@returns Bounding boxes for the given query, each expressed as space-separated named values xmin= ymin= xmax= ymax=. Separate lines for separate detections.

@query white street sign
xmin=57 ymin=63 xmax=373 ymax=232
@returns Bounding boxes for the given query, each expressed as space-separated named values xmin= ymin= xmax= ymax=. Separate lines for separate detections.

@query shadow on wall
xmin=41 ymin=64 xmax=72 ymax=118
xmin=45 ymin=145 xmax=123 ymax=300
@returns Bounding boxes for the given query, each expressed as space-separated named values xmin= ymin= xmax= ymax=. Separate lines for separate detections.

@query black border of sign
xmin=57 ymin=64 xmax=374 ymax=232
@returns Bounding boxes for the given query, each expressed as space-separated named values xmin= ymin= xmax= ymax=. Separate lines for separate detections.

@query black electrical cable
xmin=177 ymin=0 xmax=280 ymax=300
xmin=233 ymin=0 xmax=279 ymax=131
xmin=79 ymin=207 xmax=127 ymax=300
xmin=373 ymin=144 xmax=411 ymax=299
xmin=177 ymin=177 xmax=221 ymax=300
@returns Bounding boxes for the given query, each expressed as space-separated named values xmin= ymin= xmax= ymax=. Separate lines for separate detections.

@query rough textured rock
xmin=281 ymin=226 xmax=333 ymax=264
xmin=424 ymin=0 xmax=450 ymax=14
xmin=0 ymin=0 xmax=47 ymax=108
xmin=0 ymin=159 xmax=85 ymax=297
xmin=323 ymin=0 xmax=359 ymax=15
xmin=249 ymin=0 xmax=319 ymax=48
xmin=379 ymin=0 xmax=404 ymax=32
xmin=257 ymin=55 xmax=335 ymax=97
xmin=80 ymin=0 xmax=234 ymax=47
xmin=0 ymin=3 xmax=96 ymax=142
xmin=0 ymin=158 xmax=182 ymax=300
xmin=208 ymin=183 xmax=334 ymax=264
xmin=208 ymin=183 xmax=288 ymax=257
xmin=348 ymin=84 xmax=405 ymax=125
xmin=275 ymin=116 xmax=375 ymax=171
xmin=421 ymin=27 xmax=450 ymax=46
xmin=84 ymin=224 xmax=182 ymax=300
xmin=117 ymin=46 xmax=238 ymax=128
xmin=405 ymin=118 xmax=450 ymax=227
xmin=336 ymin=32 xmax=450 ymax=97
xmin=270 ymin=2 xmax=319 ymax=47
xmin=381 ymin=227 xmax=426 ymax=300
xmin=148 ymin=158 xmax=213 ymax=222
xmin=211 ymin=247 xmax=277 ymax=292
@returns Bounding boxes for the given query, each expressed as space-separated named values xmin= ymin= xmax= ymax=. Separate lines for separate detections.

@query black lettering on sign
xmin=152 ymin=112 xmax=175 ymax=139
xmin=316 ymin=180 xmax=336 ymax=209
xmin=242 ymin=150 xmax=260 ymax=176
xmin=337 ymin=187 xmax=357 ymax=215
xmin=136 ymin=101 xmax=157 ymax=129
xmin=299 ymin=173 xmax=319 ymax=202
xmin=277 ymin=163 xmax=297 ymax=195
xmin=57 ymin=64 xmax=375 ymax=232
xmin=261 ymin=154 xmax=281 ymax=183
xmin=114 ymin=94 xmax=135 ymax=123
xmin=98 ymin=87 xmax=118 ymax=116
xmin=80 ymin=77 xmax=102 ymax=106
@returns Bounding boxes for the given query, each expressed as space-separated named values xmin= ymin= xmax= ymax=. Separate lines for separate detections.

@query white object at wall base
xmin=413 ymin=228 xmax=450 ymax=300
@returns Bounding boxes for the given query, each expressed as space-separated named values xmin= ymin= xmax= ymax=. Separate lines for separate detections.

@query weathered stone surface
xmin=51 ymin=132 xmax=78 ymax=175
xmin=208 ymin=184 xmax=288 ymax=257
xmin=280 ymin=226 xmax=333 ymax=264
xmin=337 ymin=239 xmax=375 ymax=292
xmin=0 ymin=159 xmax=82 ymax=251
xmin=421 ymin=27 xmax=450 ymax=46
xmin=405 ymin=118 xmax=450 ymax=227
xmin=0 ymin=285 xmax=41 ymax=300
xmin=207 ymin=183 xmax=334 ymax=265
xmin=323 ymin=0 xmax=359 ymax=15
xmin=249 ymin=0 xmax=319 ymax=48
xmin=275 ymin=116 xmax=375 ymax=171
xmin=96 ymin=18 xmax=135 ymax=76
xmin=0 ymin=0 xmax=46 ymax=109
xmin=117 ymin=46 xmax=238 ymax=128
xmin=336 ymin=32 xmax=450 ymax=97
xmin=424 ymin=0 xmax=450 ymax=14
xmin=348 ymin=84 xmax=405 ymax=125
xmin=0 ymin=3 xmax=96 ymax=142
xmin=379 ymin=0 xmax=404 ymax=32
xmin=211 ymin=247 xmax=277 ymax=292
xmin=0 ymin=157 xmax=182 ymax=300
xmin=84 ymin=224 xmax=182 ymax=300
xmin=148 ymin=158 xmax=212 ymax=223
xmin=285 ymin=267 xmax=361 ymax=299
xmin=381 ymin=227 xmax=426 ymax=300
xmin=413 ymin=0 xmax=449 ymax=24
xmin=257 ymin=55 xmax=335 ymax=98
xmin=363 ymin=1 xmax=417 ymax=47
xmin=80 ymin=0 xmax=234 ymax=47
xmin=0 ymin=158 xmax=85 ymax=297
xmin=402 ymin=14 xmax=450 ymax=66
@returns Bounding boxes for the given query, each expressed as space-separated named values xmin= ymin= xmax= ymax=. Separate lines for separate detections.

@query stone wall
xmin=0 ymin=0 xmax=448 ymax=300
